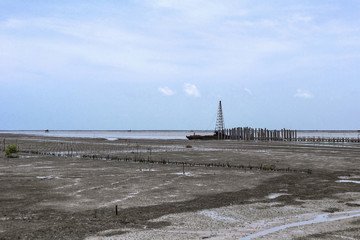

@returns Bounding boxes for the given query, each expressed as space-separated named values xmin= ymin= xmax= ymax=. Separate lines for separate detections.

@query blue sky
xmin=1 ymin=0 xmax=359 ymax=130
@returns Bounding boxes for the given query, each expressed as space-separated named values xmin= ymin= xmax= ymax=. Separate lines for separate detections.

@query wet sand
xmin=0 ymin=134 xmax=359 ymax=239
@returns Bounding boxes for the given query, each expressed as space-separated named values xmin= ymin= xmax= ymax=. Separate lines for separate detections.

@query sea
xmin=0 ymin=130 xmax=212 ymax=140
xmin=0 ymin=130 xmax=359 ymax=140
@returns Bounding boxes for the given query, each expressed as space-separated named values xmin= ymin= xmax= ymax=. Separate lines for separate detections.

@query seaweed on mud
xmin=346 ymin=202 xmax=360 ymax=207
xmin=322 ymin=207 xmax=341 ymax=213
xmin=351 ymin=219 xmax=360 ymax=225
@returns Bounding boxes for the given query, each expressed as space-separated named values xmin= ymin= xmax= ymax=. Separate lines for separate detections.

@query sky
xmin=1 ymin=0 xmax=360 ymax=130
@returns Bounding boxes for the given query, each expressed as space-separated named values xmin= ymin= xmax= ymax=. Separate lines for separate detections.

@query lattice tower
xmin=215 ymin=101 xmax=225 ymax=132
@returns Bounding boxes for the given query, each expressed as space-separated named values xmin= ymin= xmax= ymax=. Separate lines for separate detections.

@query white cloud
xmin=2 ymin=1 xmax=360 ymax=86
xmin=294 ymin=89 xmax=313 ymax=99
xmin=244 ymin=88 xmax=253 ymax=95
xmin=0 ymin=17 xmax=184 ymax=80
xmin=183 ymin=83 xmax=200 ymax=97
xmin=158 ymin=86 xmax=175 ymax=96
xmin=291 ymin=14 xmax=313 ymax=23
xmin=150 ymin=0 xmax=245 ymax=24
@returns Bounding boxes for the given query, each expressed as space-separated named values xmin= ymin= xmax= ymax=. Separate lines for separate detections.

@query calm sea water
xmin=0 ymin=130 xmax=359 ymax=140
xmin=0 ymin=130 xmax=214 ymax=140
xmin=297 ymin=130 xmax=360 ymax=139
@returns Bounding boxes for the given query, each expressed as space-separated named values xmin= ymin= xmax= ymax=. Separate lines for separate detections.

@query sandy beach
xmin=0 ymin=133 xmax=359 ymax=239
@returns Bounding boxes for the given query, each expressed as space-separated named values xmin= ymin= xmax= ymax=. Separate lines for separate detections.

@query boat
xmin=186 ymin=131 xmax=219 ymax=140
xmin=186 ymin=101 xmax=226 ymax=140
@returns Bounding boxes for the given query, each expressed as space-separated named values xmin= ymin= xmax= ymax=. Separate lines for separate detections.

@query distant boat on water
xmin=45 ymin=129 xmax=49 ymax=133
xmin=187 ymin=101 xmax=226 ymax=140
xmin=186 ymin=132 xmax=219 ymax=140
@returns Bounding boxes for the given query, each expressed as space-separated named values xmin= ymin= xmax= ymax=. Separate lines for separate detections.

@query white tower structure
xmin=215 ymin=101 xmax=225 ymax=132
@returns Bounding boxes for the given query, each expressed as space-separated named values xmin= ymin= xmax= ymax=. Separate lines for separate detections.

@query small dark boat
xmin=186 ymin=131 xmax=219 ymax=140
xmin=45 ymin=129 xmax=49 ymax=133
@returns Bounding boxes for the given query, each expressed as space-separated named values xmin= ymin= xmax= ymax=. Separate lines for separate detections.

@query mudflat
xmin=0 ymin=134 xmax=359 ymax=239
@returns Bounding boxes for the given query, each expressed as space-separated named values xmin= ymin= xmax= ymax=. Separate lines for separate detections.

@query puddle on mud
xmin=106 ymin=137 xmax=118 ymax=141
xmin=173 ymin=172 xmax=194 ymax=176
xmin=137 ymin=169 xmax=156 ymax=172
xmin=17 ymin=164 xmax=33 ymax=167
xmin=338 ymin=175 xmax=360 ymax=179
xmin=336 ymin=176 xmax=360 ymax=184
xmin=241 ymin=210 xmax=360 ymax=240
xmin=36 ymin=176 xmax=56 ymax=180
xmin=19 ymin=155 xmax=36 ymax=159
xmin=336 ymin=180 xmax=360 ymax=184
xmin=267 ymin=193 xmax=290 ymax=199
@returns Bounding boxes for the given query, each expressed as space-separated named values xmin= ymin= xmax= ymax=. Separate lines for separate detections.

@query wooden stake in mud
xmin=115 ymin=205 xmax=118 ymax=215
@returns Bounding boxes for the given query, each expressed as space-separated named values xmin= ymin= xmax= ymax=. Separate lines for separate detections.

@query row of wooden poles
xmin=218 ymin=127 xmax=297 ymax=141
xmin=218 ymin=127 xmax=360 ymax=142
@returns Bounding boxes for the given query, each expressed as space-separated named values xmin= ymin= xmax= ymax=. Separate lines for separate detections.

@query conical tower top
xmin=215 ymin=101 xmax=225 ymax=132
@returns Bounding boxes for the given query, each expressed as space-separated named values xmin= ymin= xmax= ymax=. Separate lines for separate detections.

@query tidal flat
xmin=0 ymin=133 xmax=359 ymax=239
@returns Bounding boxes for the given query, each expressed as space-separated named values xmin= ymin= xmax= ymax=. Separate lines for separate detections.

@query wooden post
xmin=289 ymin=130 xmax=292 ymax=141
xmin=262 ymin=128 xmax=265 ymax=140
xmin=115 ymin=205 xmax=118 ymax=215
xmin=288 ymin=130 xmax=291 ymax=140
